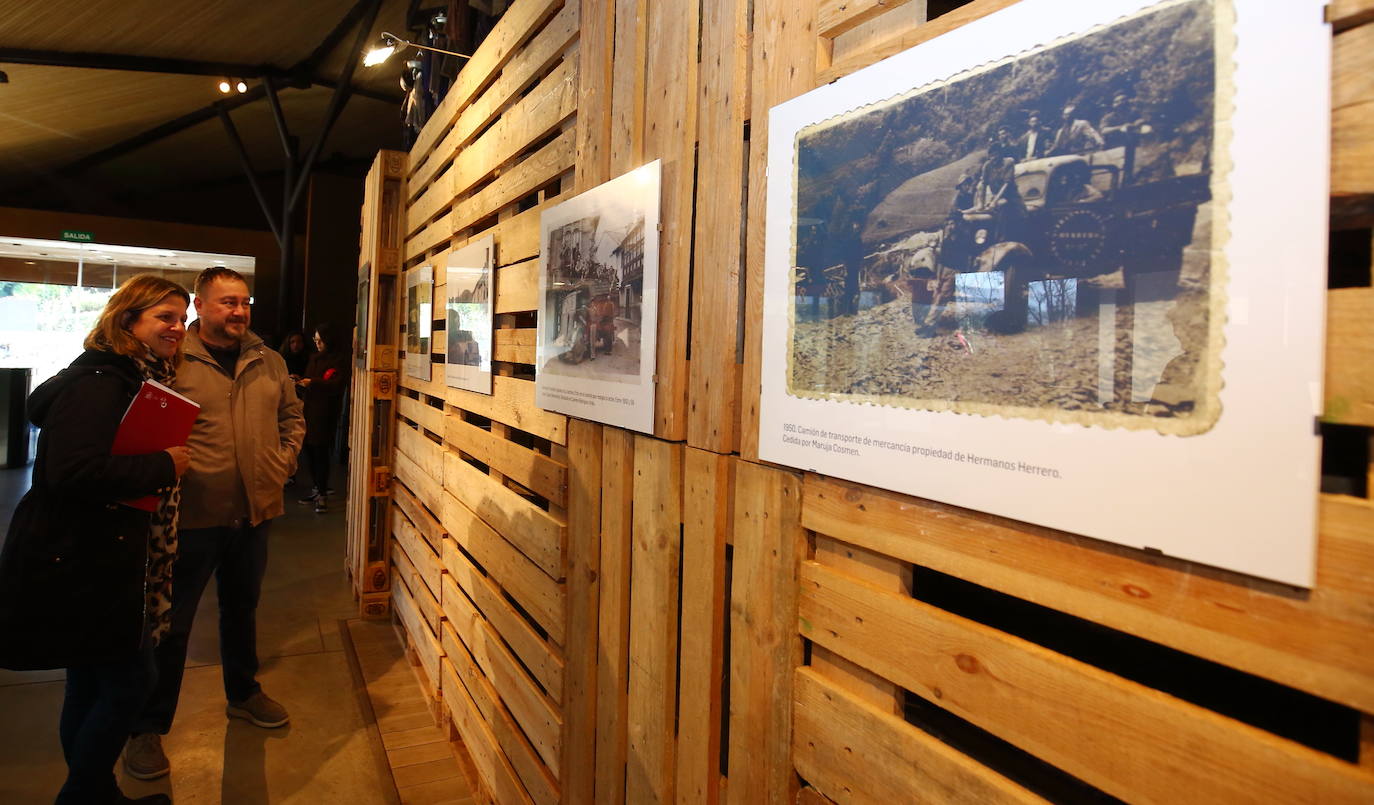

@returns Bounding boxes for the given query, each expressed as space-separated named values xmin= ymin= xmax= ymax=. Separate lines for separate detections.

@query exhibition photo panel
xmin=445 ymin=235 xmax=495 ymax=395
xmin=405 ymin=264 xmax=434 ymax=382
xmin=760 ymin=0 xmax=1330 ymax=586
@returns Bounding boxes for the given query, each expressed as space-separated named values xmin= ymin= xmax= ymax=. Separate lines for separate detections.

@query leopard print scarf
xmin=130 ymin=349 xmax=181 ymax=644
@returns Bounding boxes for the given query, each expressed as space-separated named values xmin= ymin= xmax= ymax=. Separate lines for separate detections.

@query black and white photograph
xmin=445 ymin=236 xmax=494 ymax=395
xmin=789 ymin=0 xmax=1223 ymax=435
xmin=536 ymin=161 xmax=661 ymax=434
xmin=404 ymin=264 xmax=432 ymax=381
xmin=760 ymin=0 xmax=1330 ymax=586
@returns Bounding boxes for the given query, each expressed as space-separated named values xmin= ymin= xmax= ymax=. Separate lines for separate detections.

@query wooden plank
xmin=391 ymin=539 xmax=443 ymax=643
xmin=442 ymin=449 xmax=566 ymax=578
xmin=817 ymin=0 xmax=917 ymax=39
xmin=396 ymin=422 xmax=445 ymax=488
xmin=411 ymin=0 xmax=580 ymax=193
xmin=405 ymin=211 xmax=456 ymax=264
xmin=493 ymin=327 xmax=538 ymax=364
xmin=450 ymin=127 xmax=577 ymax=236
xmin=439 ymin=577 xmax=563 ymax=777
xmin=407 ymin=165 xmax=453 ymax=238
xmin=409 ymin=0 xmax=565 ymax=173
xmin=1325 ymin=288 xmax=1374 ymax=427
xmin=726 ymin=462 xmax=804 ymax=805
xmin=688 ymin=0 xmax=749 ymax=453
xmin=676 ymin=450 xmax=733 ymax=805
xmin=811 ymin=536 xmax=910 ymax=715
xmin=398 ymin=392 xmax=447 ymax=436
xmin=594 ymin=428 xmax=636 ymax=805
xmin=392 ymin=570 xmax=442 ymax=693
xmin=802 ymin=560 xmax=1374 ymax=803
xmin=794 ymin=669 xmax=1047 ymax=804
xmin=392 ymin=506 xmax=444 ymax=604
xmin=442 ymin=537 xmax=564 ymax=701
xmin=576 ymin=0 xmax=616 ymax=190
xmin=446 ymin=375 xmax=567 ymax=444
xmin=1333 ymin=22 xmax=1374 ymax=194
xmin=1331 ymin=0 xmax=1374 ymax=30
xmin=393 ymin=446 xmax=445 ymax=522
xmin=449 ymin=60 xmax=579 ymax=201
xmin=441 ymin=489 xmax=567 ymax=645
xmin=742 ymin=0 xmax=822 ymax=460
xmin=626 ymin=436 xmax=684 ymax=804
xmin=610 ymin=0 xmax=648 ymax=172
xmin=643 ymin=0 xmax=698 ymax=442
xmin=441 ymin=656 xmax=536 ymax=805
xmin=495 ymin=259 xmax=540 ymax=315
xmin=562 ymin=418 xmax=603 ymax=805
xmin=392 ymin=478 xmax=447 ymax=556
xmin=398 ymin=366 xmax=449 ymax=401
xmin=441 ymin=622 xmax=559 ymax=805
xmin=818 ymin=0 xmax=1020 ymax=83
xmin=445 ymin=411 xmax=567 ymax=503
xmin=803 ymin=474 xmax=1374 ymax=713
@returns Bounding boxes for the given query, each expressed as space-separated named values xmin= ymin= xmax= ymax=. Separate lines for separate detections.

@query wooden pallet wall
xmin=349 ymin=0 xmax=1374 ymax=802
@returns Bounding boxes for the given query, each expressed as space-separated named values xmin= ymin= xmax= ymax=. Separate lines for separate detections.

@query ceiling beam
xmin=299 ymin=0 xmax=381 ymax=72
xmin=0 ymin=47 xmax=279 ymax=79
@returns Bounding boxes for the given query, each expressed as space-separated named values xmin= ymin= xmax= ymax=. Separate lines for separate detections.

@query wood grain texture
xmin=610 ymin=0 xmax=648 ymax=173
xmin=576 ymin=0 xmax=616 ymax=190
xmin=816 ymin=0 xmax=917 ymax=38
xmin=803 ymin=474 xmax=1374 ymax=713
xmin=445 ymin=411 xmax=567 ymax=503
xmin=676 ymin=449 xmax=734 ymax=805
xmin=1330 ymin=0 xmax=1374 ymax=30
xmin=742 ymin=0 xmax=821 ymax=460
xmin=445 ymin=375 xmax=567 ymax=444
xmin=1332 ymin=21 xmax=1374 ymax=193
xmin=440 ymin=619 xmax=558 ymax=805
xmin=688 ymin=0 xmax=750 ymax=453
xmin=727 ymin=461 xmax=804 ymax=805
xmin=562 ymin=418 xmax=603 ymax=805
xmin=441 ymin=535 xmax=564 ymax=702
xmin=800 ymin=561 xmax=1374 ymax=803
xmin=643 ymin=0 xmax=699 ymax=441
xmin=449 ymin=127 xmax=577 ymax=236
xmin=626 ymin=435 xmax=684 ymax=804
xmin=392 ymin=505 xmax=444 ymax=603
xmin=440 ymin=655 xmax=536 ymax=805
xmin=440 ymin=489 xmax=566 ymax=645
xmin=442 ymin=449 xmax=566 ymax=579
xmin=794 ymin=669 xmax=1047 ymax=804
xmin=1324 ymin=288 xmax=1374 ymax=426
xmin=818 ymin=0 xmax=1019 ymax=83
xmin=392 ymin=569 xmax=443 ymax=693
xmin=595 ymin=428 xmax=636 ymax=805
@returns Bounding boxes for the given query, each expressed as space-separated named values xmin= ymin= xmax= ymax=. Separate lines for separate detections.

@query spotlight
xmin=363 ymin=32 xmax=471 ymax=67
xmin=218 ymin=80 xmax=231 ymax=93
xmin=236 ymin=80 xmax=248 ymax=93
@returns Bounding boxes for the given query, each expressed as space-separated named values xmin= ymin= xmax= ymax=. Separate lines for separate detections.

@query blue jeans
xmin=132 ymin=520 xmax=272 ymax=735
xmin=57 ymin=632 xmax=157 ymax=803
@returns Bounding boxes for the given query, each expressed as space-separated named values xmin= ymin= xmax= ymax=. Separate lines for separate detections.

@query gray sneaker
xmin=226 ymin=690 xmax=290 ymax=728
xmin=124 ymin=732 xmax=170 ymax=780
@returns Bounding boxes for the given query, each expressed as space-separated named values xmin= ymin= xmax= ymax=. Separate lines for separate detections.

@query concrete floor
xmin=0 ymin=464 xmax=399 ymax=804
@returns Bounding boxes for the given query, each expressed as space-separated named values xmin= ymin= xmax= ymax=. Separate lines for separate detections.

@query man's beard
xmin=207 ymin=318 xmax=247 ymax=342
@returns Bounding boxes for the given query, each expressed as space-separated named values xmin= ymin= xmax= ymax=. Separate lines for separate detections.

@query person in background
xmin=0 ymin=274 xmax=192 ymax=805
xmin=124 ymin=267 xmax=304 ymax=782
xmin=276 ymin=330 xmax=312 ymax=487
xmin=296 ymin=323 xmax=351 ymax=514
xmin=278 ymin=330 xmax=312 ymax=381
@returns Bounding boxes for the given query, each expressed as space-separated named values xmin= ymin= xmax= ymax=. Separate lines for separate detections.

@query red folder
xmin=111 ymin=379 xmax=200 ymax=511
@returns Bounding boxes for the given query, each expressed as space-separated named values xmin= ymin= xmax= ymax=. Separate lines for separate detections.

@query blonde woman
xmin=0 ymin=274 xmax=192 ymax=805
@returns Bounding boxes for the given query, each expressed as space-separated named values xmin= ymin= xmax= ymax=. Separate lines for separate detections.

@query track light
xmin=219 ymin=80 xmax=231 ymax=93
xmin=236 ymin=80 xmax=248 ymax=93
xmin=364 ymin=32 xmax=471 ymax=67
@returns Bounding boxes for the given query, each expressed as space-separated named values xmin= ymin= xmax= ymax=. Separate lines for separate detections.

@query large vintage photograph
xmin=404 ymin=264 xmax=432 ymax=381
xmin=535 ymin=161 xmax=661 ymax=434
xmin=445 ymin=236 xmax=494 ymax=395
xmin=789 ymin=0 xmax=1225 ymax=435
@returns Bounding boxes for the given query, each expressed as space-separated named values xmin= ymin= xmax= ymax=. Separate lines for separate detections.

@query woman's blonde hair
xmin=84 ymin=274 xmax=191 ymax=361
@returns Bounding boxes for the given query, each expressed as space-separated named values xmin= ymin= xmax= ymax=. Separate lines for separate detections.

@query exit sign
xmin=61 ymin=230 xmax=94 ymax=242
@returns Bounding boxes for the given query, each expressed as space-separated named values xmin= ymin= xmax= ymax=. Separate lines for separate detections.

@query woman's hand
xmin=165 ymin=446 xmax=192 ymax=477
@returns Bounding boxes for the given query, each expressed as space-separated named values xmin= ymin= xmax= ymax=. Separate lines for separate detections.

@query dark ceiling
xmin=0 ymin=0 xmax=416 ymax=228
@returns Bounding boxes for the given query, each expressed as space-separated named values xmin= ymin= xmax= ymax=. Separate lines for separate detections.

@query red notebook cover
xmin=111 ymin=379 xmax=200 ymax=511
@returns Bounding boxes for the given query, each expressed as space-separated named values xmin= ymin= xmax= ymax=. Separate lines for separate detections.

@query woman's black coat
xmin=301 ymin=349 xmax=351 ymax=447
xmin=0 ymin=350 xmax=177 ymax=670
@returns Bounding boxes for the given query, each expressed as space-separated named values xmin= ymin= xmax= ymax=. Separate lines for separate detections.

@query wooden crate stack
xmin=348 ymin=149 xmax=405 ymax=619
xmin=346 ymin=0 xmax=1374 ymax=802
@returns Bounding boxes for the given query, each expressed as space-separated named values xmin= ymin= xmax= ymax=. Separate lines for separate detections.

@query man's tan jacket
xmin=175 ymin=324 xmax=305 ymax=529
